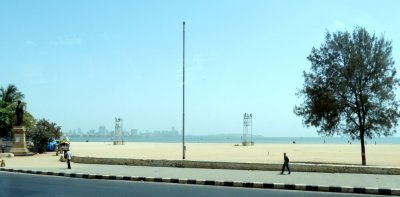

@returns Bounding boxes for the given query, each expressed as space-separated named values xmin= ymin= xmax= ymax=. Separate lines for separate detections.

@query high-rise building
xmin=99 ymin=126 xmax=106 ymax=136
xmin=171 ymin=126 xmax=178 ymax=136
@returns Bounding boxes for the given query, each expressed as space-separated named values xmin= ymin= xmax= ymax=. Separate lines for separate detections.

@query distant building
xmin=171 ymin=126 xmax=178 ymax=136
xmin=131 ymin=129 xmax=138 ymax=136
xmin=99 ymin=126 xmax=106 ymax=136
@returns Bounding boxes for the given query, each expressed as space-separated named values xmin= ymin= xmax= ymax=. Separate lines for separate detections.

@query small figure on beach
xmin=15 ymin=100 xmax=24 ymax=126
xmin=281 ymin=152 xmax=291 ymax=175
xmin=65 ymin=149 xmax=72 ymax=169
xmin=348 ymin=140 xmax=352 ymax=144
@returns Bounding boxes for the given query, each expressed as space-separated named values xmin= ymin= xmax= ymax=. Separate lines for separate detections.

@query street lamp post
xmin=182 ymin=21 xmax=186 ymax=160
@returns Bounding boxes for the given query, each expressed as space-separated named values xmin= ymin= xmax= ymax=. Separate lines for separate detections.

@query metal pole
xmin=182 ymin=21 xmax=186 ymax=160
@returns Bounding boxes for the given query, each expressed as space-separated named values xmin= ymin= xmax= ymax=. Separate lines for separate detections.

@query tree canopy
xmin=294 ymin=27 xmax=400 ymax=165
xmin=32 ymin=119 xmax=62 ymax=153
xmin=0 ymin=84 xmax=27 ymax=136
xmin=0 ymin=84 xmax=24 ymax=103
xmin=0 ymin=100 xmax=13 ymax=137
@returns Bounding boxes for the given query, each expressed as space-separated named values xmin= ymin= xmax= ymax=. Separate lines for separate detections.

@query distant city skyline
xmin=1 ymin=1 xmax=400 ymax=137
xmin=65 ymin=125 xmax=179 ymax=138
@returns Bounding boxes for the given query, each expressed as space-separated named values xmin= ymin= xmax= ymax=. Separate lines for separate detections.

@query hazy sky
xmin=1 ymin=0 xmax=400 ymax=137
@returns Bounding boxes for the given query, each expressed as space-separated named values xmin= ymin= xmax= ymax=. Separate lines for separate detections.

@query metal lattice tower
xmin=242 ymin=113 xmax=253 ymax=146
xmin=114 ymin=117 xmax=123 ymax=137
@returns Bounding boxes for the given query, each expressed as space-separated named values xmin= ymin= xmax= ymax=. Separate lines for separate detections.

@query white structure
xmin=114 ymin=118 xmax=123 ymax=137
xmin=113 ymin=118 xmax=124 ymax=145
xmin=242 ymin=113 xmax=254 ymax=146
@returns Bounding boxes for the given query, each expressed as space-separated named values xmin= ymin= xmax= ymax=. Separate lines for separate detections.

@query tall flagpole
xmin=182 ymin=21 xmax=186 ymax=160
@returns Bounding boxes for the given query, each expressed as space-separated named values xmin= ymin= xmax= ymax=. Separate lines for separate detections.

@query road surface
xmin=0 ymin=171 xmax=384 ymax=197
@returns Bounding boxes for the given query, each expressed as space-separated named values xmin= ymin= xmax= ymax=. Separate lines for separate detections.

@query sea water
xmin=68 ymin=136 xmax=400 ymax=144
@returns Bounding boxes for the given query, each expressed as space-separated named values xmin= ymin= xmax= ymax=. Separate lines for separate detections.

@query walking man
xmin=281 ymin=152 xmax=291 ymax=174
xmin=66 ymin=149 xmax=72 ymax=169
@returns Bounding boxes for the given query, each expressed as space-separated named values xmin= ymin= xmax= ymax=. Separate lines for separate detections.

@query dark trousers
xmin=281 ymin=163 xmax=290 ymax=173
xmin=67 ymin=159 xmax=71 ymax=169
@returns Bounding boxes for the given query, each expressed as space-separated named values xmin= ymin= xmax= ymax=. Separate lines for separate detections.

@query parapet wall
xmin=72 ymin=156 xmax=400 ymax=175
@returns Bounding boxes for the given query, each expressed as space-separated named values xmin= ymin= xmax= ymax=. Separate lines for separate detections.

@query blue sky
xmin=1 ymin=0 xmax=400 ymax=137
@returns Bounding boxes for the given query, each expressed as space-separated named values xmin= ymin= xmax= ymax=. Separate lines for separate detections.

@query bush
xmin=32 ymin=119 xmax=62 ymax=153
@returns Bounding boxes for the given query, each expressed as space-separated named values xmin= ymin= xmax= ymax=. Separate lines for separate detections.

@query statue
xmin=10 ymin=100 xmax=32 ymax=155
xmin=15 ymin=100 xmax=24 ymax=126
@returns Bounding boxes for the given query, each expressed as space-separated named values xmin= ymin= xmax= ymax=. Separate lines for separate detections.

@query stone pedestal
xmin=10 ymin=126 xmax=32 ymax=156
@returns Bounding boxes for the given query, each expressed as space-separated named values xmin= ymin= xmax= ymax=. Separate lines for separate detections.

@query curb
xmin=1 ymin=167 xmax=399 ymax=196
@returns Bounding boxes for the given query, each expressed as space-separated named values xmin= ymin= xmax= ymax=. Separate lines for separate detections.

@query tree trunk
xmin=360 ymin=131 xmax=366 ymax=165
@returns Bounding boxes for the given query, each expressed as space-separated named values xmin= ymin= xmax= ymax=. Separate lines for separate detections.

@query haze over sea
xmin=69 ymin=136 xmax=400 ymax=144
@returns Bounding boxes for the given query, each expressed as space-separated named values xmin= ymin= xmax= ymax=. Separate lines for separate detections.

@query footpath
xmin=1 ymin=153 xmax=400 ymax=196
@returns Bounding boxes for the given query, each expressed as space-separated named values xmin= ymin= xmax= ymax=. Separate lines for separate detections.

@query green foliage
xmin=0 ymin=84 xmax=38 ymax=138
xmin=295 ymin=27 xmax=400 ymax=165
xmin=32 ymin=119 xmax=63 ymax=153
xmin=0 ymin=84 xmax=26 ymax=137
xmin=0 ymin=100 xmax=34 ymax=137
xmin=0 ymin=100 xmax=13 ymax=137
xmin=0 ymin=84 xmax=25 ymax=103
xmin=24 ymin=112 xmax=37 ymax=140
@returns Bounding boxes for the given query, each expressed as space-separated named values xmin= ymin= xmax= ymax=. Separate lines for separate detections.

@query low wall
xmin=0 ymin=153 xmax=14 ymax=158
xmin=72 ymin=156 xmax=400 ymax=175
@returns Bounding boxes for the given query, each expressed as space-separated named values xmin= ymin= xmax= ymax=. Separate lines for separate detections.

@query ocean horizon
xmin=68 ymin=136 xmax=400 ymax=144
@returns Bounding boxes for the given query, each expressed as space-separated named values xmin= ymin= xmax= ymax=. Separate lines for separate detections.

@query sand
xmin=68 ymin=142 xmax=400 ymax=167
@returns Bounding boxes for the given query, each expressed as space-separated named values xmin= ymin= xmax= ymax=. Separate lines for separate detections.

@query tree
xmin=32 ymin=119 xmax=63 ymax=153
xmin=0 ymin=99 xmax=33 ymax=137
xmin=0 ymin=100 xmax=13 ymax=137
xmin=24 ymin=112 xmax=37 ymax=140
xmin=0 ymin=84 xmax=26 ymax=137
xmin=294 ymin=27 xmax=400 ymax=165
xmin=0 ymin=84 xmax=24 ymax=103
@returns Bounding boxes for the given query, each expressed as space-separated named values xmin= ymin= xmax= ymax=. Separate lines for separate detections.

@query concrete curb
xmin=0 ymin=153 xmax=14 ymax=158
xmin=1 ymin=167 xmax=399 ymax=196
xmin=72 ymin=156 xmax=400 ymax=175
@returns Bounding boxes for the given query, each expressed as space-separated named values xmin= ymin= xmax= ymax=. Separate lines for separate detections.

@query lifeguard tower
xmin=113 ymin=117 xmax=124 ymax=145
xmin=242 ymin=113 xmax=254 ymax=146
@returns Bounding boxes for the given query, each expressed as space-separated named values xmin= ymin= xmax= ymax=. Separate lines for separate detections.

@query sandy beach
xmin=66 ymin=142 xmax=400 ymax=167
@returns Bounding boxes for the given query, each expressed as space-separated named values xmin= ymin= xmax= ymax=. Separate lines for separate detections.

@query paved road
xmin=4 ymin=153 xmax=400 ymax=190
xmin=0 ymin=171 xmax=384 ymax=197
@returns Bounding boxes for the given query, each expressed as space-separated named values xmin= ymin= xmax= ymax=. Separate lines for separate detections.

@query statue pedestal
xmin=10 ymin=126 xmax=32 ymax=156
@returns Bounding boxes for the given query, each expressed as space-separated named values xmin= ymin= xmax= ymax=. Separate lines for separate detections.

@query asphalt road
xmin=0 ymin=172 xmax=384 ymax=197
